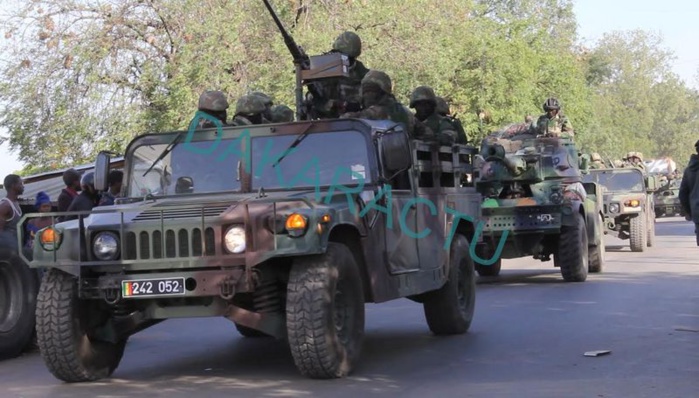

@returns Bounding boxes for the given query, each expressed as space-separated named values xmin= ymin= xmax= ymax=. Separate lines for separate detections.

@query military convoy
xmin=471 ymin=124 xmax=604 ymax=281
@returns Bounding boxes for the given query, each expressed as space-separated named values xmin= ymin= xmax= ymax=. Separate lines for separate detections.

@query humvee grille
xmin=122 ymin=227 xmax=216 ymax=260
xmin=132 ymin=205 xmax=229 ymax=222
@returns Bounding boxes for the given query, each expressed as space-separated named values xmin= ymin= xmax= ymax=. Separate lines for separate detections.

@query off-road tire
xmin=556 ymin=212 xmax=589 ymax=282
xmin=422 ymin=235 xmax=476 ymax=334
xmin=474 ymin=243 xmax=501 ymax=277
xmin=0 ymin=249 xmax=40 ymax=359
xmin=588 ymin=215 xmax=605 ymax=273
xmin=286 ymin=242 xmax=365 ymax=379
xmin=235 ymin=323 xmax=269 ymax=338
xmin=629 ymin=213 xmax=647 ymax=252
xmin=36 ymin=269 xmax=127 ymax=382
xmin=647 ymin=211 xmax=655 ymax=247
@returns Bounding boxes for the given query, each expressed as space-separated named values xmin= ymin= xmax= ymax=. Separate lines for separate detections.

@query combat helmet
xmin=198 ymin=90 xmax=229 ymax=112
xmin=361 ymin=70 xmax=392 ymax=94
xmin=332 ymin=31 xmax=362 ymax=58
xmin=591 ymin=152 xmax=602 ymax=161
xmin=235 ymin=94 xmax=267 ymax=116
xmin=271 ymin=104 xmax=294 ymax=123
xmin=251 ymin=91 xmax=273 ymax=107
xmin=543 ymin=97 xmax=560 ymax=111
xmin=409 ymin=86 xmax=437 ymax=108
xmin=435 ymin=97 xmax=450 ymax=116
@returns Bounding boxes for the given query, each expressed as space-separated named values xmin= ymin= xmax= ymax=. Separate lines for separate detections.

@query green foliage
xmin=0 ymin=0 xmax=696 ymax=174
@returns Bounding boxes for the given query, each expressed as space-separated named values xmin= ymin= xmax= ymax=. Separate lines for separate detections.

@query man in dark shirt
xmin=65 ymin=172 xmax=100 ymax=221
xmin=57 ymin=169 xmax=81 ymax=213
xmin=98 ymin=170 xmax=123 ymax=206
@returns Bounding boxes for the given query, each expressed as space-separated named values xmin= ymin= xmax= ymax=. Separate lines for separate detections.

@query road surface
xmin=1 ymin=217 xmax=697 ymax=398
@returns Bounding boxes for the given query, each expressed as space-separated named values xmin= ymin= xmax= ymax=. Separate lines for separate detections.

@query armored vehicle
xmin=583 ymin=168 xmax=656 ymax=251
xmin=654 ymin=179 xmax=684 ymax=218
xmin=472 ymin=124 xmax=605 ymax=281
xmin=20 ymin=117 xmax=484 ymax=382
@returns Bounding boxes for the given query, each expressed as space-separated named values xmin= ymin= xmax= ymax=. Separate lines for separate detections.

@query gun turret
xmin=261 ymin=0 xmax=350 ymax=120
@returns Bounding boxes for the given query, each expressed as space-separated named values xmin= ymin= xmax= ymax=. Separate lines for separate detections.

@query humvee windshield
xmin=127 ymin=130 xmax=373 ymax=196
xmin=585 ymin=170 xmax=644 ymax=192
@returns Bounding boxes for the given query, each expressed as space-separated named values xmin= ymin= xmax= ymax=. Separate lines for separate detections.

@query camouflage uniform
xmin=271 ymin=104 xmax=295 ymax=123
xmin=193 ymin=90 xmax=229 ymax=128
xmin=435 ymin=96 xmax=468 ymax=144
xmin=589 ymin=152 xmax=605 ymax=169
xmin=251 ymin=91 xmax=274 ymax=121
xmin=622 ymin=152 xmax=646 ymax=171
xmin=309 ymin=31 xmax=370 ymax=119
xmin=340 ymin=70 xmax=426 ymax=139
xmin=230 ymin=95 xmax=269 ymax=126
xmin=532 ymin=97 xmax=574 ymax=138
xmin=409 ymin=86 xmax=457 ymax=146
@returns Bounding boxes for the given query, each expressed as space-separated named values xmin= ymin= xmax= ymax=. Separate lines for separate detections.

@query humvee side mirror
xmin=94 ymin=151 xmax=111 ymax=191
xmin=379 ymin=131 xmax=411 ymax=173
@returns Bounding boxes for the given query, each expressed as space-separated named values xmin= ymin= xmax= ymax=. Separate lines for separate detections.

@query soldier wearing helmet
xmin=340 ymin=70 xmax=426 ymax=138
xmin=409 ymin=86 xmax=457 ymax=146
xmin=194 ymin=90 xmax=229 ymax=128
xmin=271 ymin=104 xmax=295 ymax=123
xmin=64 ymin=171 xmax=100 ymax=220
xmin=623 ymin=151 xmax=646 ymax=171
xmin=309 ymin=31 xmax=370 ymax=119
xmin=251 ymin=91 xmax=274 ymax=122
xmin=435 ymin=96 xmax=468 ymax=144
xmin=230 ymin=94 xmax=269 ymax=126
xmin=531 ymin=97 xmax=574 ymax=138
xmin=589 ymin=152 xmax=605 ymax=169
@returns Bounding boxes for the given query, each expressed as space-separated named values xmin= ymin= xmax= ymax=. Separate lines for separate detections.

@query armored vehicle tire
xmin=286 ymin=242 xmax=365 ymax=379
xmin=422 ymin=234 xmax=476 ymax=335
xmin=235 ymin=323 xmax=270 ymax=338
xmin=588 ymin=215 xmax=605 ymax=273
xmin=0 ymin=250 xmax=40 ymax=359
xmin=655 ymin=209 xmax=664 ymax=219
xmin=475 ymin=259 xmax=501 ymax=277
xmin=556 ymin=212 xmax=589 ymax=282
xmin=629 ymin=214 xmax=647 ymax=252
xmin=36 ymin=269 xmax=127 ymax=382
xmin=647 ymin=212 xmax=655 ymax=247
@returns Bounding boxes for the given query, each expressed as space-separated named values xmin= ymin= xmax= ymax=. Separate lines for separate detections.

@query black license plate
xmin=121 ymin=277 xmax=185 ymax=298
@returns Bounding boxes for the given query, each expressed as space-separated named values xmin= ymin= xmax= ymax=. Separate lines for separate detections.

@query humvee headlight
xmin=93 ymin=232 xmax=120 ymax=261
xmin=609 ymin=203 xmax=620 ymax=213
xmin=224 ymin=226 xmax=246 ymax=253
xmin=624 ymin=199 xmax=641 ymax=208
xmin=39 ymin=227 xmax=62 ymax=251
xmin=285 ymin=213 xmax=308 ymax=238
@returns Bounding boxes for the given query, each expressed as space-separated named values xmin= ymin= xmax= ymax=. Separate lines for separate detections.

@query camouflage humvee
xmin=472 ymin=124 xmax=605 ymax=281
xmin=654 ymin=179 xmax=684 ymax=218
xmin=583 ymin=168 xmax=657 ymax=252
xmin=20 ymin=118 xmax=484 ymax=382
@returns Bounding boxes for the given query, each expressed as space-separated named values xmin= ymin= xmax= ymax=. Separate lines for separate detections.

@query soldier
xmin=340 ymin=70 xmax=425 ymax=139
xmin=271 ymin=104 xmax=295 ymax=123
xmin=0 ymin=174 xmax=24 ymax=248
xmin=589 ymin=152 xmax=605 ymax=169
xmin=409 ymin=86 xmax=456 ymax=146
xmin=65 ymin=172 xmax=100 ymax=221
xmin=679 ymin=140 xmax=699 ymax=245
xmin=623 ymin=152 xmax=646 ymax=171
xmin=251 ymin=91 xmax=274 ymax=122
xmin=309 ymin=31 xmax=370 ymax=119
xmin=531 ymin=97 xmax=574 ymax=138
xmin=435 ymin=96 xmax=468 ymax=144
xmin=230 ymin=94 xmax=269 ymax=126
xmin=194 ymin=90 xmax=229 ymax=128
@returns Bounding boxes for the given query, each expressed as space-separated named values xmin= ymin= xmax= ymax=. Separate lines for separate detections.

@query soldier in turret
xmin=435 ymin=96 xmax=468 ymax=144
xmin=623 ymin=152 xmax=646 ymax=171
xmin=230 ymin=95 xmax=269 ymax=126
xmin=309 ymin=31 xmax=370 ymax=119
xmin=251 ymin=92 xmax=274 ymax=122
xmin=409 ymin=86 xmax=457 ymax=146
xmin=270 ymin=104 xmax=295 ymax=123
xmin=531 ymin=97 xmax=574 ymax=139
xmin=589 ymin=152 xmax=605 ymax=169
xmin=194 ymin=90 xmax=229 ymax=128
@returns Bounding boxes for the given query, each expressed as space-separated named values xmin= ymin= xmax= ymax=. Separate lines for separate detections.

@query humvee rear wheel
xmin=556 ymin=212 xmax=589 ymax=282
xmin=629 ymin=214 xmax=647 ymax=252
xmin=0 ymin=250 xmax=39 ymax=359
xmin=422 ymin=235 xmax=476 ymax=334
xmin=286 ymin=242 xmax=365 ymax=379
xmin=36 ymin=269 xmax=126 ymax=382
xmin=588 ymin=215 xmax=605 ymax=273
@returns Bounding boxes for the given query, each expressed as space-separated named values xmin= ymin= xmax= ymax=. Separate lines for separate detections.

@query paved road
xmin=2 ymin=217 xmax=698 ymax=398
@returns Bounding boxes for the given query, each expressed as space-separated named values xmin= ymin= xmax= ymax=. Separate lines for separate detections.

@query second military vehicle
xmin=654 ymin=179 xmax=684 ymax=218
xmin=472 ymin=124 xmax=605 ymax=281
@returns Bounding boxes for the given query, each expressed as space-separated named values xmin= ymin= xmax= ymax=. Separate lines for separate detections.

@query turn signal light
xmin=285 ymin=213 xmax=307 ymax=230
xmin=624 ymin=199 xmax=641 ymax=207
xmin=39 ymin=227 xmax=62 ymax=251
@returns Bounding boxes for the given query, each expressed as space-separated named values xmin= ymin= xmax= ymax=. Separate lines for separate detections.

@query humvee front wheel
xmin=422 ymin=235 xmax=476 ymax=334
xmin=647 ymin=211 xmax=656 ymax=247
xmin=556 ymin=212 xmax=589 ymax=282
xmin=286 ymin=242 xmax=365 ymax=379
xmin=36 ymin=269 xmax=126 ymax=382
xmin=0 ymin=249 xmax=40 ymax=359
xmin=588 ymin=215 xmax=605 ymax=273
xmin=629 ymin=213 xmax=647 ymax=252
